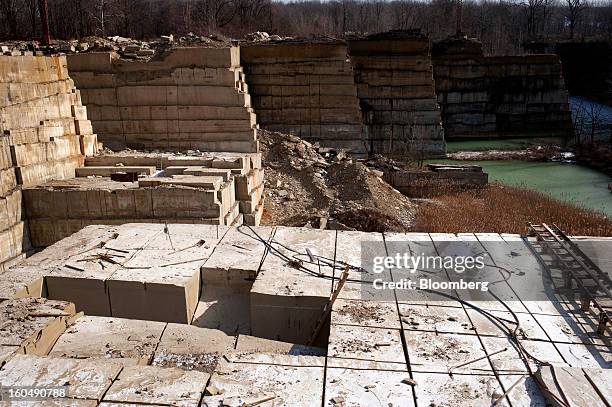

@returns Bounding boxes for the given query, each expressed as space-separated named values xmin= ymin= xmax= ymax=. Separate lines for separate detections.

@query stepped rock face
xmin=432 ymin=37 xmax=573 ymax=139
xmin=67 ymin=47 xmax=259 ymax=153
xmin=0 ymin=55 xmax=97 ymax=268
xmin=348 ymin=31 xmax=446 ymax=158
xmin=241 ymin=41 xmax=366 ymax=155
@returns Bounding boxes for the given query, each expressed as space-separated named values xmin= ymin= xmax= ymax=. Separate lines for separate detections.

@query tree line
xmin=1 ymin=0 xmax=611 ymax=55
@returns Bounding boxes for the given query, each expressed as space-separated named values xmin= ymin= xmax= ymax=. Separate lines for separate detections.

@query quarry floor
xmin=0 ymin=223 xmax=610 ymax=406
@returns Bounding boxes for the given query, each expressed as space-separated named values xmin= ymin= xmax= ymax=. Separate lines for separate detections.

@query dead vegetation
xmin=413 ymin=183 xmax=612 ymax=236
xmin=258 ymin=130 xmax=414 ymax=232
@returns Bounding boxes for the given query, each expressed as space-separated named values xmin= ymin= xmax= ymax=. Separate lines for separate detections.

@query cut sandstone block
xmin=49 ymin=316 xmax=166 ymax=365
xmin=152 ymin=323 xmax=236 ymax=373
xmin=201 ymin=353 xmax=325 ymax=407
xmin=250 ymin=227 xmax=335 ymax=345
xmin=0 ymin=354 xmax=122 ymax=402
xmin=201 ymin=225 xmax=273 ymax=286
xmin=0 ymin=266 xmax=46 ymax=300
xmin=138 ymin=175 xmax=223 ymax=190
xmin=0 ymin=298 xmax=75 ymax=357
xmin=45 ymin=246 xmax=124 ymax=315
xmin=75 ymin=166 xmax=156 ymax=177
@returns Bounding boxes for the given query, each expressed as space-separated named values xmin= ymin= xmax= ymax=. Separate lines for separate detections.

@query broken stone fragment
xmin=330 ymin=396 xmax=345 ymax=404
xmin=402 ymin=377 xmax=417 ymax=386
xmin=205 ymin=385 xmax=224 ymax=395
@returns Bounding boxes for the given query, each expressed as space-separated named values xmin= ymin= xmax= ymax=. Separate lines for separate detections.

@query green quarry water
xmin=428 ymin=157 xmax=612 ymax=217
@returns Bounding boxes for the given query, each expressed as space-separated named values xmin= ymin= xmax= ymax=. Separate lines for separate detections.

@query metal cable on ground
xmin=237 ymin=223 xmax=575 ymax=404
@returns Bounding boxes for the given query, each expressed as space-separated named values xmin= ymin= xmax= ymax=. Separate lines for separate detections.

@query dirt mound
xmin=259 ymin=130 xmax=414 ymax=232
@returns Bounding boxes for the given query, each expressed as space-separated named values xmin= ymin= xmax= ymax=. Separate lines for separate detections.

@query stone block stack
xmin=1 ymin=56 xmax=98 ymax=187
xmin=432 ymin=37 xmax=573 ymax=138
xmin=85 ymin=150 xmax=265 ymax=226
xmin=348 ymin=31 xmax=446 ymax=158
xmin=22 ymin=150 xmax=264 ymax=247
xmin=67 ymin=48 xmax=259 ymax=153
xmin=0 ymin=55 xmax=98 ymax=268
xmin=241 ymin=41 xmax=366 ymax=155
xmin=0 ymin=133 xmax=25 ymax=270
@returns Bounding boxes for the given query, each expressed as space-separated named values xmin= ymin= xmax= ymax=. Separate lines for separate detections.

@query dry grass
xmin=413 ymin=184 xmax=612 ymax=236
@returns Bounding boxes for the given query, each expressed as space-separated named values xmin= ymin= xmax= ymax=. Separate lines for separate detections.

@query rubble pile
xmin=258 ymin=130 xmax=414 ymax=232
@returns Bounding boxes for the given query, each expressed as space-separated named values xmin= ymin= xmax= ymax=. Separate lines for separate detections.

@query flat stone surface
xmin=332 ymin=299 xmax=401 ymax=329
xmin=201 ymin=225 xmax=273 ymax=285
xmin=102 ymin=365 xmax=209 ymax=406
xmin=0 ymin=266 xmax=46 ymax=300
xmin=496 ymin=375 xmax=547 ymax=407
xmin=0 ymin=355 xmax=122 ymax=401
xmin=536 ymin=365 xmax=608 ymax=406
xmin=201 ymin=355 xmax=324 ymax=407
xmin=0 ymin=401 xmax=97 ymax=406
xmin=412 ymin=372 xmax=505 ymax=407
xmin=399 ymin=303 xmax=473 ymax=334
xmin=555 ymin=342 xmax=611 ymax=368
xmin=404 ymin=331 xmax=488 ymax=373
xmin=328 ymin=325 xmax=405 ymax=364
xmin=252 ymin=227 xmax=336 ymax=298
xmin=335 ymin=230 xmax=386 ymax=281
xmin=465 ymin=308 xmax=547 ymax=340
xmin=49 ymin=316 xmax=166 ymax=365
xmin=152 ymin=323 xmax=235 ymax=373
xmin=0 ymin=298 xmax=75 ymax=355
xmin=325 ymin=367 xmax=416 ymax=407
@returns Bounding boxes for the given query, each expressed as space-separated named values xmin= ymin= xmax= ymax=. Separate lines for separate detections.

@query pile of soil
xmin=258 ymin=130 xmax=415 ymax=232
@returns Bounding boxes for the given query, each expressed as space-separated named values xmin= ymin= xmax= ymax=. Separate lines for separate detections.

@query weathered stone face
xmin=67 ymin=47 xmax=259 ymax=153
xmin=0 ymin=55 xmax=98 ymax=268
xmin=432 ymin=37 xmax=573 ymax=139
xmin=348 ymin=34 xmax=446 ymax=158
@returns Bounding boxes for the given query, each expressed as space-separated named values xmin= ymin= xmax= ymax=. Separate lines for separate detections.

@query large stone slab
xmin=152 ymin=323 xmax=235 ymax=373
xmin=201 ymin=225 xmax=274 ymax=286
xmin=250 ymin=227 xmax=336 ymax=345
xmin=201 ymin=353 xmax=325 ymax=407
xmin=49 ymin=316 xmax=166 ymax=365
xmin=102 ymin=365 xmax=209 ymax=407
xmin=0 ymin=355 xmax=122 ymax=402
xmin=0 ymin=298 xmax=75 ymax=357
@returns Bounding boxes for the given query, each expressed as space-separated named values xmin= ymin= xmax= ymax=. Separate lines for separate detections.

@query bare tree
xmin=566 ymin=0 xmax=588 ymax=39
xmin=0 ymin=0 xmax=20 ymax=37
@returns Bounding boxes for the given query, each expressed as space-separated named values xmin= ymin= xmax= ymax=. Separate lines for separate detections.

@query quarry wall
xmin=241 ymin=41 xmax=366 ymax=154
xmin=0 ymin=55 xmax=97 ymax=269
xmin=66 ymin=39 xmax=573 ymax=156
xmin=432 ymin=38 xmax=573 ymax=139
xmin=67 ymin=48 xmax=259 ymax=153
xmin=348 ymin=32 xmax=445 ymax=157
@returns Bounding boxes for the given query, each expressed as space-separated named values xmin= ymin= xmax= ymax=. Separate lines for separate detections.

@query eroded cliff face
xmin=241 ymin=41 xmax=366 ymax=155
xmin=432 ymin=37 xmax=573 ymax=139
